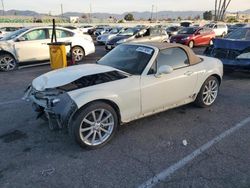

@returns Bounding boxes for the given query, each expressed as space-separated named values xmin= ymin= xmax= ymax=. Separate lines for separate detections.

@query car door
xmin=140 ymin=47 xmax=198 ymax=114
xmin=48 ymin=28 xmax=74 ymax=52
xmin=149 ymin=28 xmax=165 ymax=42
xmin=14 ymin=28 xmax=50 ymax=62
xmin=195 ymin=28 xmax=209 ymax=45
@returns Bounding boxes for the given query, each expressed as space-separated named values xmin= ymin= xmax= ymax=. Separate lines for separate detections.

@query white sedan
xmin=24 ymin=43 xmax=223 ymax=149
xmin=0 ymin=26 xmax=95 ymax=71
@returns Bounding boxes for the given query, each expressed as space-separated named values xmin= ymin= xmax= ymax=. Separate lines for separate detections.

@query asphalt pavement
xmin=0 ymin=45 xmax=250 ymax=188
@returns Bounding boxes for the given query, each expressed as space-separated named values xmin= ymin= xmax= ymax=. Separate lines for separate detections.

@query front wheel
xmin=188 ymin=40 xmax=194 ymax=48
xmin=72 ymin=46 xmax=85 ymax=62
xmin=69 ymin=102 xmax=118 ymax=149
xmin=0 ymin=54 xmax=17 ymax=72
xmin=195 ymin=76 xmax=219 ymax=108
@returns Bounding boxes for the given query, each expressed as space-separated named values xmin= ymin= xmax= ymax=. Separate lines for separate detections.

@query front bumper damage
xmin=23 ymin=86 xmax=78 ymax=130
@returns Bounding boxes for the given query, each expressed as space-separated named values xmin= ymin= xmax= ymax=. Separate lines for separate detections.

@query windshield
xmin=178 ymin=27 xmax=198 ymax=34
xmin=1 ymin=28 xmax=29 ymax=41
xmin=204 ymin=24 xmax=215 ymax=28
xmin=118 ymin=28 xmax=139 ymax=36
xmin=97 ymin=45 xmax=154 ymax=75
xmin=109 ymin=28 xmax=120 ymax=34
xmin=226 ymin=28 xmax=250 ymax=40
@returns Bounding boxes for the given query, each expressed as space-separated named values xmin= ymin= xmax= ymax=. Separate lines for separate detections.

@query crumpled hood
xmin=213 ymin=38 xmax=250 ymax=51
xmin=32 ymin=64 xmax=117 ymax=91
xmin=0 ymin=40 xmax=14 ymax=50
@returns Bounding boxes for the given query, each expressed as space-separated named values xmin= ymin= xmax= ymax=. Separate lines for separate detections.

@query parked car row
xmin=99 ymin=26 xmax=169 ymax=50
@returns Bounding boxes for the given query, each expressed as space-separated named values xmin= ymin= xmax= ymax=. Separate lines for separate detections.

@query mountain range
xmin=0 ymin=9 xmax=249 ymax=19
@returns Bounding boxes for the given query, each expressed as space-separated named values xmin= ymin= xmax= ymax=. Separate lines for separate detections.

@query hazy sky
xmin=3 ymin=0 xmax=250 ymax=14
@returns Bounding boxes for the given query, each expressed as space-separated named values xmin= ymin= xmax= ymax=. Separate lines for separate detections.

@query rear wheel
xmin=69 ymin=102 xmax=118 ymax=149
xmin=195 ymin=76 xmax=219 ymax=108
xmin=188 ymin=40 xmax=194 ymax=48
xmin=0 ymin=53 xmax=17 ymax=72
xmin=72 ymin=46 xmax=85 ymax=62
xmin=209 ymin=39 xmax=214 ymax=46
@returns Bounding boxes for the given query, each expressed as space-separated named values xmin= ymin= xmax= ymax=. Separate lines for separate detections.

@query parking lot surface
xmin=0 ymin=45 xmax=250 ymax=188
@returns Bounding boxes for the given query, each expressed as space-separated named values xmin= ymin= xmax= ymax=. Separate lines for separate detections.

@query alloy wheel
xmin=202 ymin=79 xmax=218 ymax=105
xmin=79 ymin=109 xmax=114 ymax=146
xmin=72 ymin=47 xmax=84 ymax=62
xmin=0 ymin=55 xmax=16 ymax=71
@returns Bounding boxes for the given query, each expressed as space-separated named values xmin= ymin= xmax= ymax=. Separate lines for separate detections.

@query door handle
xmin=184 ymin=71 xmax=193 ymax=76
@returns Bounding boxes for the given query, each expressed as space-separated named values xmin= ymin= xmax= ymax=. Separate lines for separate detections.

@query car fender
xmin=194 ymin=56 xmax=223 ymax=94
xmin=68 ymin=88 xmax=139 ymax=123
xmin=0 ymin=42 xmax=18 ymax=61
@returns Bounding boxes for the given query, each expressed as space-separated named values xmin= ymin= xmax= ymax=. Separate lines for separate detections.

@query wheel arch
xmin=72 ymin=45 xmax=85 ymax=54
xmin=0 ymin=50 xmax=17 ymax=62
xmin=210 ymin=74 xmax=222 ymax=85
xmin=70 ymin=99 xmax=122 ymax=125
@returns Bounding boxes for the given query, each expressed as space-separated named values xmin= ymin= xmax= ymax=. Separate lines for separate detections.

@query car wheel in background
xmin=72 ymin=46 xmax=85 ymax=62
xmin=195 ymin=76 xmax=219 ymax=108
xmin=209 ymin=39 xmax=214 ymax=46
xmin=0 ymin=53 xmax=17 ymax=72
xmin=188 ymin=40 xmax=194 ymax=48
xmin=70 ymin=101 xmax=118 ymax=149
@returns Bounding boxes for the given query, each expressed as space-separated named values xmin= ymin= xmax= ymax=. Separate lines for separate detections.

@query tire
xmin=188 ymin=40 xmax=194 ymax=48
xmin=72 ymin=46 xmax=85 ymax=62
xmin=195 ymin=76 xmax=219 ymax=108
xmin=0 ymin=53 xmax=17 ymax=72
xmin=209 ymin=39 xmax=214 ymax=46
xmin=69 ymin=101 xmax=118 ymax=149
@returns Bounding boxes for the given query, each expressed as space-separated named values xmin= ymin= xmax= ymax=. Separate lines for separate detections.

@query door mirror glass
xmin=16 ymin=36 xmax=26 ymax=42
xmin=155 ymin=65 xmax=173 ymax=77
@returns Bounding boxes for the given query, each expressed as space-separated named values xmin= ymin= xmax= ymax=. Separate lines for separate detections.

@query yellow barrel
xmin=49 ymin=44 xmax=67 ymax=70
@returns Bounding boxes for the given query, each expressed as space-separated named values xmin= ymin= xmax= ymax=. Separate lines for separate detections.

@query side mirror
xmin=16 ymin=37 xmax=26 ymax=42
xmin=155 ymin=65 xmax=173 ymax=77
xmin=135 ymin=33 xmax=141 ymax=38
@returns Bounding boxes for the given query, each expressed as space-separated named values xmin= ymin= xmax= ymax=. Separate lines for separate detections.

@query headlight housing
xmin=117 ymin=39 xmax=127 ymax=44
xmin=181 ymin=37 xmax=190 ymax=41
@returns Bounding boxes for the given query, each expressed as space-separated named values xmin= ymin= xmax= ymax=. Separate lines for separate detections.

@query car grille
xmin=211 ymin=48 xmax=242 ymax=60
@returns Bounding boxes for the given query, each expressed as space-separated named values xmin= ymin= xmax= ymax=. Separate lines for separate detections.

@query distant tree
xmin=194 ymin=15 xmax=201 ymax=20
xmin=81 ymin=14 xmax=87 ymax=19
xmin=203 ymin=11 xmax=213 ymax=20
xmin=124 ymin=13 xmax=134 ymax=21
xmin=118 ymin=19 xmax=125 ymax=23
xmin=244 ymin=19 xmax=249 ymax=23
xmin=177 ymin=16 xmax=182 ymax=21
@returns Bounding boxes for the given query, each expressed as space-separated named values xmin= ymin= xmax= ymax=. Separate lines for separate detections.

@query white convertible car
xmin=24 ymin=43 xmax=223 ymax=149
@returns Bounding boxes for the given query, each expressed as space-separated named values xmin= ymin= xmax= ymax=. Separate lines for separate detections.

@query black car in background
xmin=204 ymin=27 xmax=250 ymax=72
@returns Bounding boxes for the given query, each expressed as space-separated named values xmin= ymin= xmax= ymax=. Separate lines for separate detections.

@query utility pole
xmin=1 ymin=0 xmax=5 ymax=16
xmin=60 ymin=4 xmax=64 ymax=18
xmin=89 ymin=3 xmax=92 ymax=23
xmin=150 ymin=5 xmax=154 ymax=21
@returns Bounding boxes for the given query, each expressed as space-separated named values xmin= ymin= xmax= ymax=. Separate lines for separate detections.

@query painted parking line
xmin=139 ymin=117 xmax=250 ymax=188
xmin=0 ymin=99 xmax=24 ymax=106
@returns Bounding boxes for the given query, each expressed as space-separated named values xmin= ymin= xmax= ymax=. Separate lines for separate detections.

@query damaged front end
xmin=23 ymin=85 xmax=78 ymax=130
xmin=204 ymin=38 xmax=250 ymax=72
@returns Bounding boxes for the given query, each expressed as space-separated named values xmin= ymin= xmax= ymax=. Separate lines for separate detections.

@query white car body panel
xmin=30 ymin=43 xmax=223 ymax=124
xmin=32 ymin=64 xmax=116 ymax=91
